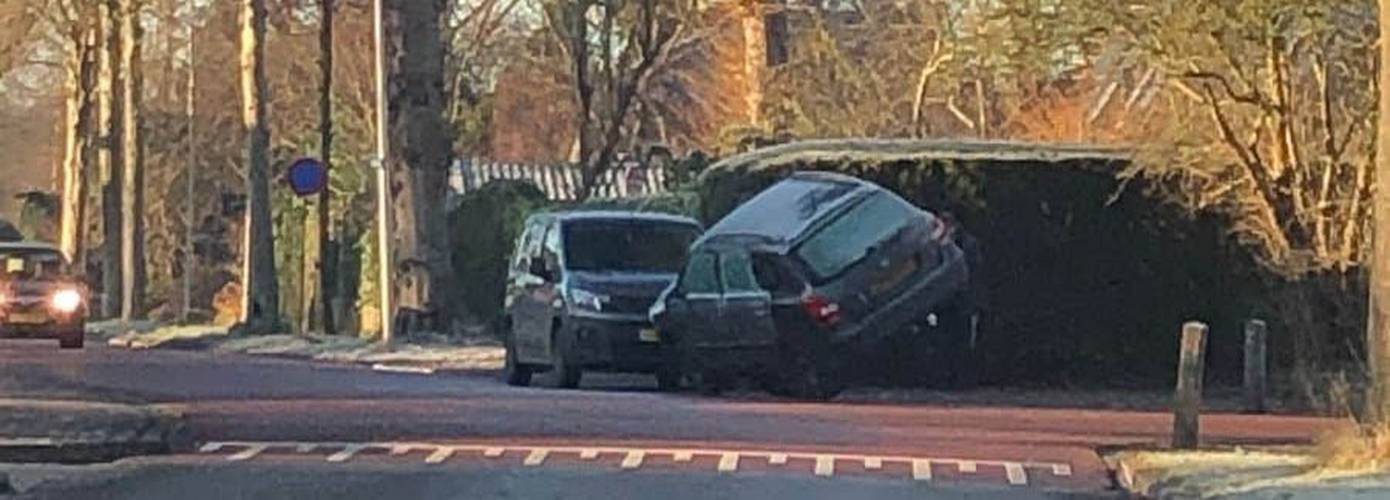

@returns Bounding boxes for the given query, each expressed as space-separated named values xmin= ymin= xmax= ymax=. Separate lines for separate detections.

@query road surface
xmin=0 ymin=340 xmax=1335 ymax=499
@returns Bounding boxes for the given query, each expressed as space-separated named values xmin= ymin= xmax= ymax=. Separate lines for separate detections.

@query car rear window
xmin=794 ymin=192 xmax=916 ymax=281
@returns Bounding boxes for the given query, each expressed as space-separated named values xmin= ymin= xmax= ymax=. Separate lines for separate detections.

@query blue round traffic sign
xmin=286 ymin=158 xmax=328 ymax=196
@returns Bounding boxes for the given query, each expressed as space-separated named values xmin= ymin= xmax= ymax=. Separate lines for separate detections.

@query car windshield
xmin=0 ymin=249 xmax=68 ymax=282
xmin=563 ymin=220 xmax=701 ymax=274
xmin=794 ymin=192 xmax=916 ymax=281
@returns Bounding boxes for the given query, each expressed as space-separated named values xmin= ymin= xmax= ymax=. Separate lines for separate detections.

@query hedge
xmin=696 ymin=140 xmax=1262 ymax=387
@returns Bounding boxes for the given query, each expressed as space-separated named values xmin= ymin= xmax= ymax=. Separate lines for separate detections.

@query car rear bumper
xmin=566 ymin=316 xmax=664 ymax=372
xmin=0 ymin=322 xmax=84 ymax=340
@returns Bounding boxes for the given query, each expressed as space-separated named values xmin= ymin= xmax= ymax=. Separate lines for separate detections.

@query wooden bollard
xmin=1243 ymin=319 xmax=1268 ymax=414
xmin=1173 ymin=321 xmax=1208 ymax=449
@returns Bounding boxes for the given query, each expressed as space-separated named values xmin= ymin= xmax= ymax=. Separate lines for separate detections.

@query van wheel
xmin=549 ymin=328 xmax=582 ymax=389
xmin=502 ymin=324 xmax=532 ymax=387
xmin=656 ymin=330 xmax=686 ymax=392
xmin=59 ymin=333 xmax=84 ymax=350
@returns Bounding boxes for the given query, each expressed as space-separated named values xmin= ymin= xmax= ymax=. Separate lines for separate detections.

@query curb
xmin=0 ymin=401 xmax=191 ymax=465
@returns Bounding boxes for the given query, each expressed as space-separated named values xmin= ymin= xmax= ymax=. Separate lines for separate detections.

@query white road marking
xmin=192 ymin=440 xmax=1074 ymax=487
xmin=370 ymin=363 xmax=436 ymax=375
xmin=1052 ymin=463 xmax=1073 ymax=477
xmin=326 ymin=444 xmax=367 ymax=463
xmin=227 ymin=445 xmax=267 ymax=462
xmin=1004 ymin=463 xmax=1028 ymax=486
xmin=814 ymin=456 xmax=835 ymax=477
xmin=523 ymin=449 xmax=549 ymax=467
xmin=717 ymin=453 xmax=740 ymax=472
xmin=620 ymin=450 xmax=645 ymax=470
xmin=911 ymin=460 xmax=933 ymax=481
xmin=425 ymin=447 xmax=455 ymax=464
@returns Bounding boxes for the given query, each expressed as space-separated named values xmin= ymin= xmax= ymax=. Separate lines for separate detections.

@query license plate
xmin=7 ymin=312 xmax=48 ymax=325
xmin=639 ymin=328 xmax=660 ymax=343
xmin=872 ymin=259 xmax=920 ymax=296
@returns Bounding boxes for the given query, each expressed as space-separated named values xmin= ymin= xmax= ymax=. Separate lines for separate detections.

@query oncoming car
xmin=650 ymin=172 xmax=969 ymax=399
xmin=0 ymin=242 xmax=88 ymax=349
xmin=502 ymin=211 xmax=703 ymax=389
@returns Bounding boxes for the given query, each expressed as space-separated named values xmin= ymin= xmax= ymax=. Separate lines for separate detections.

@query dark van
xmin=502 ymin=211 xmax=703 ymax=389
xmin=650 ymin=172 xmax=969 ymax=399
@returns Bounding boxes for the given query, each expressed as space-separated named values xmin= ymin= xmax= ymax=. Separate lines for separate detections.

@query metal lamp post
xmin=373 ymin=0 xmax=393 ymax=343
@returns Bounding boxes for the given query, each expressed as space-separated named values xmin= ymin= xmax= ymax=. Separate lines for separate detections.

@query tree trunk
xmin=384 ymin=0 xmax=458 ymax=334
xmin=119 ymin=0 xmax=145 ymax=320
xmin=1366 ymin=0 xmax=1390 ymax=425
xmin=240 ymin=0 xmax=279 ymax=331
xmin=313 ymin=0 xmax=336 ymax=335
xmin=60 ymin=9 xmax=97 ymax=268
xmin=99 ymin=0 xmax=124 ymax=320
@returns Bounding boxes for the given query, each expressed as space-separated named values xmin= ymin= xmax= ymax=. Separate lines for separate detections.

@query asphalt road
xmin=0 ymin=340 xmax=1337 ymax=499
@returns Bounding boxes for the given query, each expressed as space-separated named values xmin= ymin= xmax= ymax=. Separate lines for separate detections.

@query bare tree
xmin=1367 ymin=0 xmax=1390 ymax=425
xmin=543 ymin=0 xmax=690 ymax=199
xmin=99 ymin=0 xmax=123 ymax=319
xmin=240 ymin=0 xmax=279 ymax=331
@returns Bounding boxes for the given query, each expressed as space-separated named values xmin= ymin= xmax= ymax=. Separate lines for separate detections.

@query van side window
xmin=542 ymin=222 xmax=562 ymax=261
xmin=720 ymin=251 xmax=759 ymax=294
xmin=514 ymin=222 xmax=542 ymax=272
xmin=681 ymin=252 xmax=719 ymax=295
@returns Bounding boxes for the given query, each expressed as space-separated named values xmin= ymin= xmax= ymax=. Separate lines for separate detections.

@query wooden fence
xmin=451 ymin=160 xmax=670 ymax=201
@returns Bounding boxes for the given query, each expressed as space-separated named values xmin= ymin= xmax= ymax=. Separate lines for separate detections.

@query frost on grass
xmin=106 ymin=324 xmax=228 ymax=349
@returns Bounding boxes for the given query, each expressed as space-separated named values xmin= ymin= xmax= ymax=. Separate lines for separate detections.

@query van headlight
xmin=569 ymin=288 xmax=609 ymax=312
xmin=51 ymin=288 xmax=83 ymax=314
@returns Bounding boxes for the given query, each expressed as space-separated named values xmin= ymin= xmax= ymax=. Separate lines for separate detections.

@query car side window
xmin=513 ymin=222 xmax=540 ymax=272
xmin=542 ymin=222 xmax=562 ymax=264
xmin=720 ymin=251 xmax=760 ymax=294
xmin=752 ymin=254 xmax=798 ymax=295
xmin=681 ymin=252 xmax=719 ymax=295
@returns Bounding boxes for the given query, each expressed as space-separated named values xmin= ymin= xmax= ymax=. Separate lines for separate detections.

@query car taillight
xmin=801 ymin=294 xmax=842 ymax=327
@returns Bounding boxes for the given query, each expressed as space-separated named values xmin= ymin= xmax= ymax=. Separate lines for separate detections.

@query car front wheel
xmin=59 ymin=332 xmax=84 ymax=350
xmin=549 ymin=327 xmax=582 ymax=389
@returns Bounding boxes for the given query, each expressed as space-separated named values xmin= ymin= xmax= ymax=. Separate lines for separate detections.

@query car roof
xmin=531 ymin=210 xmax=702 ymax=227
xmin=695 ymin=172 xmax=878 ymax=254
xmin=0 ymin=242 xmax=63 ymax=254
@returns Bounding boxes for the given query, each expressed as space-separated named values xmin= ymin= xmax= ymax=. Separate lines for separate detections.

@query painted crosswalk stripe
xmin=768 ymin=453 xmax=788 ymax=465
xmin=327 ymin=445 xmax=366 ymax=463
xmin=425 ymin=448 xmax=455 ymax=464
xmin=198 ymin=443 xmax=224 ymax=453
xmin=524 ymin=449 xmax=550 ymax=467
xmin=717 ymin=453 xmax=740 ymax=473
xmin=389 ymin=445 xmax=412 ymax=456
xmin=1004 ymin=463 xmax=1028 ymax=486
xmin=864 ymin=457 xmax=883 ymax=470
xmin=579 ymin=449 xmax=600 ymax=460
xmin=1052 ymin=464 xmax=1073 ymax=477
xmin=297 ymin=444 xmax=318 ymax=453
xmin=958 ymin=461 xmax=977 ymax=473
xmin=672 ymin=451 xmax=693 ymax=462
xmin=911 ymin=460 xmax=933 ymax=481
xmin=620 ymin=450 xmax=645 ymax=469
xmin=814 ymin=456 xmax=835 ymax=477
xmin=483 ymin=447 xmax=505 ymax=458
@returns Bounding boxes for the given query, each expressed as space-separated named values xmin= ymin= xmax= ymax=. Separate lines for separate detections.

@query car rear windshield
xmin=0 ymin=249 xmax=69 ymax=282
xmin=564 ymin=220 xmax=701 ymax=274
xmin=794 ymin=192 xmax=917 ymax=282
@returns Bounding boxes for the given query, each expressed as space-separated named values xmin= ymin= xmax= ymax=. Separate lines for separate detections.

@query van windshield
xmin=794 ymin=192 xmax=916 ymax=282
xmin=0 ymin=249 xmax=69 ymax=282
xmin=564 ymin=220 xmax=701 ymax=274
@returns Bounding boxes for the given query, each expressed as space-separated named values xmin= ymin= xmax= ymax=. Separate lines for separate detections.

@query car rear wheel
xmin=502 ymin=324 xmax=532 ymax=387
xmin=773 ymin=343 xmax=843 ymax=400
xmin=549 ymin=328 xmax=582 ymax=389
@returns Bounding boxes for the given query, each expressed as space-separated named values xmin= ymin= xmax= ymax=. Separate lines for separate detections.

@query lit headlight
xmin=569 ymin=288 xmax=609 ymax=312
xmin=51 ymin=289 xmax=83 ymax=314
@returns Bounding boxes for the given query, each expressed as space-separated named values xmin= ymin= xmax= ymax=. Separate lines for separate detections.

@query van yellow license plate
xmin=6 ymin=312 xmax=48 ymax=325
xmin=639 ymin=328 xmax=660 ymax=343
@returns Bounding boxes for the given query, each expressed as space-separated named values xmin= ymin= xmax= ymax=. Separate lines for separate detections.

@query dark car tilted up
xmin=650 ymin=172 xmax=969 ymax=399
xmin=0 ymin=242 xmax=88 ymax=349
xmin=503 ymin=211 xmax=703 ymax=389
